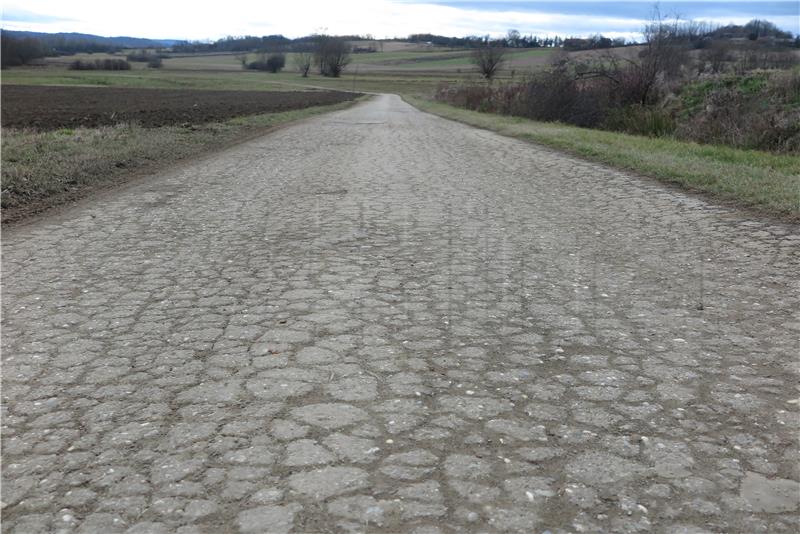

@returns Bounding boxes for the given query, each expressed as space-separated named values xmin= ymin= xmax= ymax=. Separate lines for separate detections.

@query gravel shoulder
xmin=2 ymin=94 xmax=798 ymax=533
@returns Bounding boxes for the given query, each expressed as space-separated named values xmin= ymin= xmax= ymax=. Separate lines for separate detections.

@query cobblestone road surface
xmin=2 ymin=94 xmax=799 ymax=533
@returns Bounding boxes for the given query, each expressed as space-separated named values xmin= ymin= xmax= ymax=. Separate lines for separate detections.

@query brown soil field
xmin=1 ymin=86 xmax=361 ymax=130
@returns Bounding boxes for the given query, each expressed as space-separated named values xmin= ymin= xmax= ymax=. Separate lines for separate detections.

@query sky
xmin=1 ymin=1 xmax=797 ymax=42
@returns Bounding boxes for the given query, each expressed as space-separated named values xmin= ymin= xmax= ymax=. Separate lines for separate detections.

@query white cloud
xmin=0 ymin=0 xmax=644 ymax=39
xmin=0 ymin=1 xmax=793 ymax=41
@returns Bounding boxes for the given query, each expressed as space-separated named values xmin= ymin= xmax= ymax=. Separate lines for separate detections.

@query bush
xmin=437 ymin=67 xmax=798 ymax=153
xmin=436 ymin=66 xmax=617 ymax=128
xmin=266 ymin=53 xmax=285 ymax=73
xmin=147 ymin=56 xmax=163 ymax=68
xmin=246 ymin=53 xmax=286 ymax=73
xmin=69 ymin=59 xmax=131 ymax=70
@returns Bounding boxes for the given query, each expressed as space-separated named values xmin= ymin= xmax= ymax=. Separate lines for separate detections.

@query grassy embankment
xmin=1 ymin=98 xmax=366 ymax=222
xmin=404 ymin=97 xmax=800 ymax=221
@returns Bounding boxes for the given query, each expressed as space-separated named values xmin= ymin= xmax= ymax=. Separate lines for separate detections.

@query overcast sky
xmin=2 ymin=1 xmax=797 ymax=42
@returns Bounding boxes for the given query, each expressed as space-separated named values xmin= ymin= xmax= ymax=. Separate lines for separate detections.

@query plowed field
xmin=1 ymin=85 xmax=360 ymax=130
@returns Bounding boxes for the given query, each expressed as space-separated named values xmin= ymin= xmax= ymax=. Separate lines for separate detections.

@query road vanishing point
xmin=2 ymin=95 xmax=799 ymax=533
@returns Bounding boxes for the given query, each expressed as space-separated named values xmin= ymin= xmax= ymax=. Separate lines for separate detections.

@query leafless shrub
xmin=294 ymin=51 xmax=312 ymax=77
xmin=313 ymin=35 xmax=351 ymax=77
xmin=581 ymin=14 xmax=693 ymax=105
xmin=471 ymin=43 xmax=507 ymax=80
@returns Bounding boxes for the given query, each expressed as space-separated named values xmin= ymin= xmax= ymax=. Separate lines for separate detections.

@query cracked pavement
xmin=2 ymin=94 xmax=799 ymax=533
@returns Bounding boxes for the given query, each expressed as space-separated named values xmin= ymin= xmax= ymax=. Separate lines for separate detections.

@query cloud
xmin=0 ymin=0 xmax=795 ymax=40
xmin=1 ymin=7 xmax=72 ymax=24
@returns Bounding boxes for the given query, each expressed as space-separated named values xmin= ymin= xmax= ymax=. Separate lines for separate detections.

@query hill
xmin=1 ymin=29 xmax=182 ymax=49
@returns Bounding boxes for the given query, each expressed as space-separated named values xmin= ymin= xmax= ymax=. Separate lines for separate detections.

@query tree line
xmin=1 ymin=31 xmax=123 ymax=67
xmin=173 ymin=35 xmax=292 ymax=53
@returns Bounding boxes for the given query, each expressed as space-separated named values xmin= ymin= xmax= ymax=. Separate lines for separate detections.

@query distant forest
xmin=177 ymin=19 xmax=796 ymax=54
xmin=2 ymin=19 xmax=797 ymax=68
xmin=1 ymin=30 xmax=178 ymax=67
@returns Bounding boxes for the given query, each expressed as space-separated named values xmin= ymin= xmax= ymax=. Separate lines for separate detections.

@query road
xmin=2 ymin=94 xmax=798 ymax=533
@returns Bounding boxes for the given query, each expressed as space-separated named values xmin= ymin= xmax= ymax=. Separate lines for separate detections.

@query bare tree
xmin=571 ymin=9 xmax=692 ymax=105
xmin=294 ymin=51 xmax=312 ymax=77
xmin=313 ymin=35 xmax=351 ymax=77
xmin=506 ymin=29 xmax=521 ymax=48
xmin=471 ymin=43 xmax=507 ymax=80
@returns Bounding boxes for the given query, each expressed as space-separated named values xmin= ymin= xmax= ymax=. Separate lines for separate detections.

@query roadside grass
xmin=1 ymin=98 xmax=367 ymax=222
xmin=406 ymin=97 xmax=800 ymax=220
